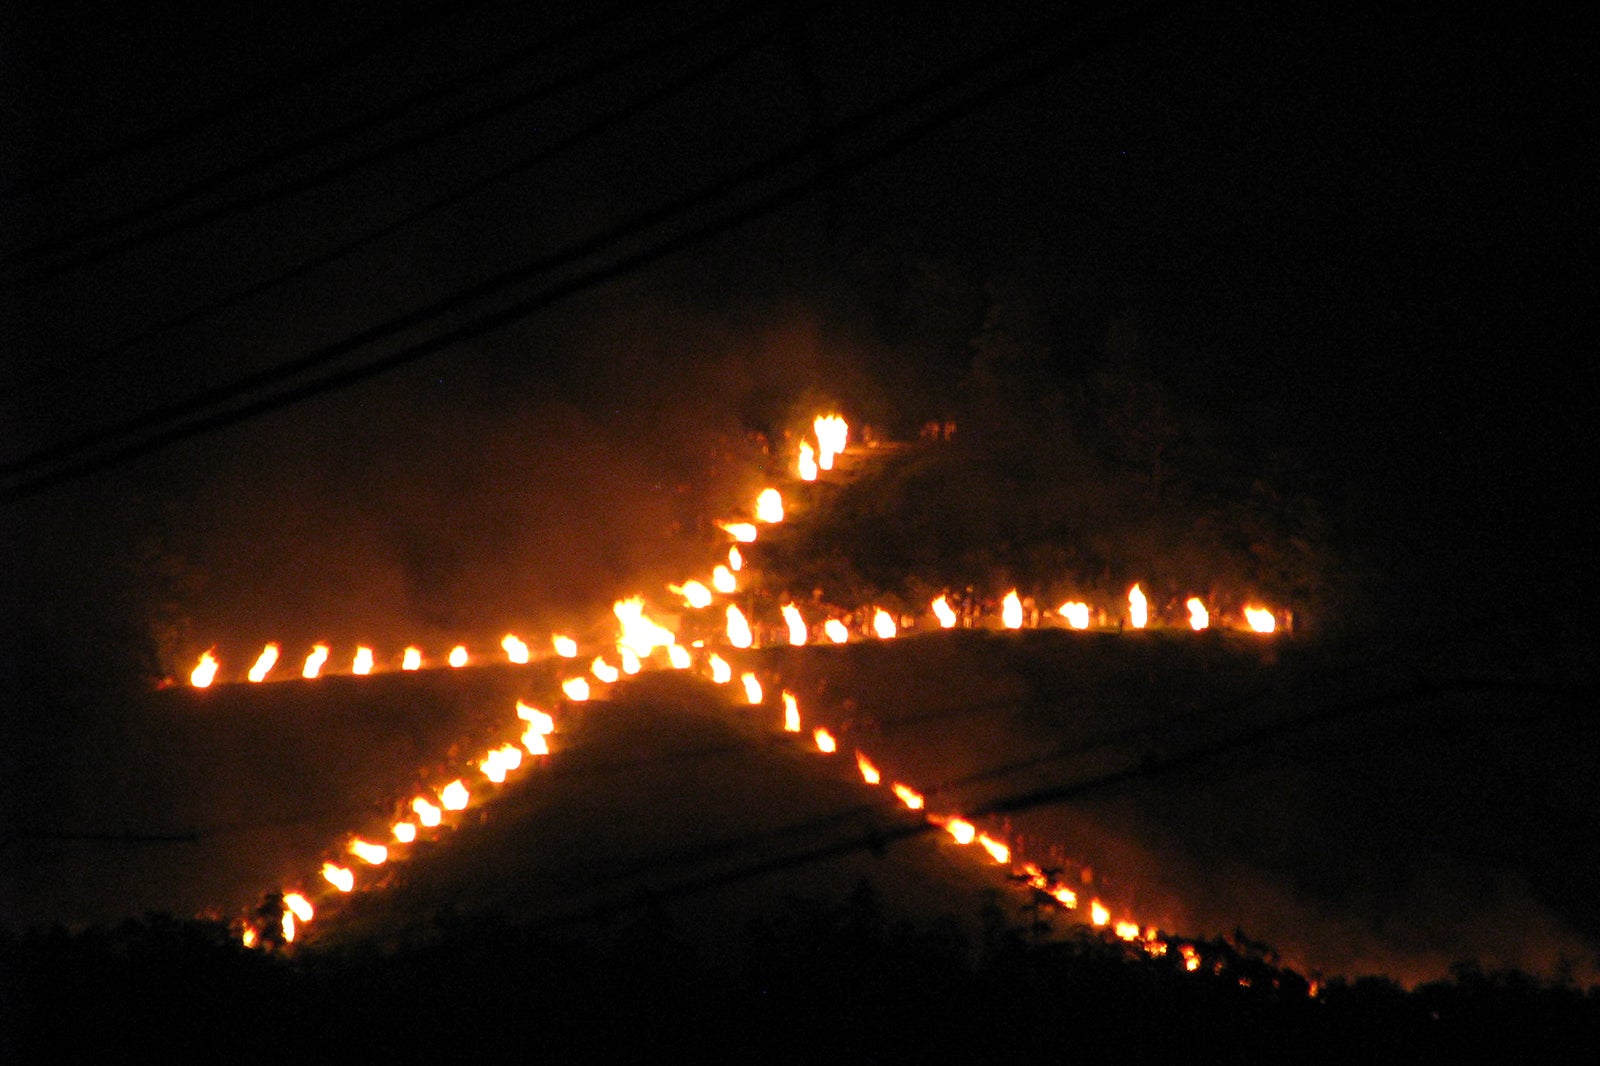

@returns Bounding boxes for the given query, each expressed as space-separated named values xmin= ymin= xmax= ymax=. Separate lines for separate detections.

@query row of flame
xmin=223 ymin=414 xmax=1296 ymax=990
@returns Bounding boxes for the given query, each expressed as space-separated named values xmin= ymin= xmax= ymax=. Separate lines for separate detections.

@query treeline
xmin=6 ymin=886 xmax=1595 ymax=1063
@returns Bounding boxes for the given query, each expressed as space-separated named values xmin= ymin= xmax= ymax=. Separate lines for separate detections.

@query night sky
xmin=2 ymin=0 xmax=1595 ymax=978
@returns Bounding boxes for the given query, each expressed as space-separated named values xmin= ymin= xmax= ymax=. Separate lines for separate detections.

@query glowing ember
xmin=1244 ymin=606 xmax=1277 ymax=633
xmin=248 ymin=643 xmax=279 ymax=682
xmin=824 ymin=618 xmax=850 ymax=643
xmin=349 ymin=839 xmax=388 ymax=865
xmin=283 ymin=892 xmax=314 ymax=923
xmin=242 ymin=926 xmax=258 ymax=949
xmin=667 ymin=644 xmax=692 ymax=669
xmin=944 ymin=818 xmax=976 ymax=845
xmin=352 ymin=646 xmax=374 ymax=675
xmin=1180 ymin=944 xmax=1201 ymax=972
xmin=813 ymin=727 xmax=836 ymax=753
xmin=502 ymin=634 xmax=530 ymax=664
xmin=726 ymin=604 xmax=753 ymax=648
xmin=782 ymin=690 xmax=800 ymax=732
xmin=978 ymin=833 xmax=1010 ymax=865
xmin=1115 ymin=921 xmax=1142 ymax=942
xmin=591 ymin=657 xmax=619 ymax=683
xmin=781 ymin=602 xmax=808 ymax=646
xmin=708 ymin=653 xmax=732 ymax=684
xmin=562 ymin=676 xmax=591 ymax=701
xmin=798 ymin=440 xmax=818 ymax=481
xmin=871 ymin=608 xmax=897 ymax=639
xmin=728 ymin=546 xmax=743 ymax=571
xmin=855 ymin=751 xmax=881 ymax=785
xmin=1090 ymin=900 xmax=1110 ymax=927
xmin=1058 ymin=601 xmax=1091 ymax=630
xmin=741 ymin=672 xmax=764 ymax=705
xmin=712 ymin=564 xmax=737 ymax=594
xmin=439 ymin=780 xmax=469 ymax=811
xmin=1185 ymin=597 xmax=1210 ymax=631
xmin=393 ymin=822 xmax=417 ymax=843
xmin=669 ymin=580 xmax=713 ymax=609
xmin=412 ymin=797 xmax=442 ymax=828
xmin=717 ymin=521 xmax=758 ymax=543
xmin=190 ymin=650 xmax=219 ymax=688
xmin=1002 ymin=590 xmax=1024 ymax=629
xmin=814 ymin=414 xmax=848 ymax=470
xmin=1128 ymin=584 xmax=1148 ymax=630
xmin=553 ymin=634 xmax=578 ymax=657
xmin=303 ymin=644 xmax=330 ymax=679
xmin=931 ymin=595 xmax=958 ymax=628
xmin=892 ymin=783 xmax=924 ymax=810
xmin=401 ymin=646 xmax=422 ymax=671
xmin=755 ymin=488 xmax=784 ymax=523
xmin=517 ymin=701 xmax=554 ymax=734
xmin=448 ymin=645 xmax=469 ymax=668
xmin=322 ymin=863 xmax=354 ymax=893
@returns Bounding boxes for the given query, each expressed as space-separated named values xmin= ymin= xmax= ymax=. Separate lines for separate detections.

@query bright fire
xmin=439 ymin=780 xmax=469 ymax=811
xmin=669 ymin=580 xmax=713 ymax=609
xmin=590 ymin=657 xmax=619 ymax=683
xmin=944 ymin=818 xmax=976 ymax=845
xmin=1244 ymin=607 xmax=1277 ymax=633
xmin=1090 ymin=900 xmax=1110 ymax=927
xmin=814 ymin=727 xmax=836 ymax=753
xmin=814 ymin=414 xmax=848 ymax=470
xmin=349 ymin=838 xmax=388 ymax=865
xmin=562 ymin=676 xmax=591 ymax=701
xmin=824 ymin=618 xmax=849 ymax=643
xmin=891 ymin=783 xmax=924 ymax=810
xmin=190 ymin=650 xmax=219 ymax=688
xmin=302 ymin=644 xmax=330 ymax=679
xmin=248 ymin=643 xmax=279 ymax=682
xmin=321 ymin=863 xmax=354 ymax=893
xmin=781 ymin=603 xmax=807 ymax=646
xmin=798 ymin=440 xmax=818 ymax=481
xmin=501 ymin=634 xmax=530 ymax=664
xmin=552 ymin=634 xmax=578 ymax=657
xmin=872 ymin=608 xmax=897 ymax=640
xmin=1128 ymin=584 xmax=1148 ymax=630
xmin=352 ymin=646 xmax=374 ymax=675
xmin=517 ymin=701 xmax=554 ymax=735
xmin=931 ymin=595 xmax=958 ymax=628
xmin=1002 ymin=590 xmax=1023 ymax=629
xmin=1058 ymin=601 xmax=1091 ymax=630
xmin=855 ymin=751 xmax=880 ymax=784
xmin=782 ymin=690 xmax=800 ymax=731
xmin=401 ymin=646 xmax=422 ymax=671
xmin=448 ymin=645 xmax=469 ymax=668
xmin=283 ymin=892 xmax=314 ymax=923
xmin=717 ymin=521 xmax=758 ymax=543
xmin=667 ymin=644 xmax=692 ymax=669
xmin=1185 ymin=597 xmax=1209 ymax=631
xmin=755 ymin=488 xmax=784 ymax=523
xmin=728 ymin=546 xmax=743 ymax=571
xmin=411 ymin=797 xmax=442 ymax=828
xmin=712 ymin=564 xmax=737 ymax=594
xmin=708 ymin=653 xmax=732 ymax=684
xmin=741 ymin=672 xmax=764 ymax=705
xmin=978 ymin=833 xmax=1010 ymax=865
xmin=726 ymin=605 xmax=753 ymax=649
xmin=393 ymin=822 xmax=417 ymax=843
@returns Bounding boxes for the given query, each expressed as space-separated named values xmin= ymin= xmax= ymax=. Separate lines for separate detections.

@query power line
xmin=4 ymin=1 xmax=1177 ymax=502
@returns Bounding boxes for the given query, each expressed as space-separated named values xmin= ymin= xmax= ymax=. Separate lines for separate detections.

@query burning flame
xmin=1128 ymin=584 xmax=1148 ymax=630
xmin=781 ymin=603 xmax=807 ymax=646
xmin=978 ymin=833 xmax=1010 ymax=865
xmin=855 ymin=751 xmax=881 ymax=785
xmin=1058 ymin=602 xmax=1091 ymax=630
xmin=798 ymin=440 xmax=818 ymax=481
xmin=553 ymin=634 xmax=578 ymax=657
xmin=190 ymin=650 xmax=219 ymax=688
xmin=502 ymin=634 xmax=530 ymax=664
xmin=669 ymin=580 xmax=713 ymax=609
xmin=393 ymin=822 xmax=417 ymax=843
xmin=439 ymin=780 xmax=469 ymax=811
xmin=1001 ymin=590 xmax=1024 ymax=629
xmin=352 ymin=646 xmax=374 ymax=675
xmin=402 ymin=646 xmax=422 ymax=671
xmin=412 ymin=797 xmax=442 ymax=828
xmin=1090 ymin=900 xmax=1110 ymax=927
xmin=349 ymin=839 xmax=388 ymax=865
xmin=283 ymin=892 xmax=313 ymax=923
xmin=741 ymin=672 xmax=764 ymax=705
xmin=322 ymin=863 xmax=354 ymax=893
xmin=1244 ymin=607 xmax=1277 ymax=633
xmin=944 ymin=818 xmax=977 ymax=845
xmin=824 ymin=618 xmax=849 ymax=643
xmin=1185 ymin=597 xmax=1209 ymax=631
xmin=931 ymin=595 xmax=958 ymax=628
xmin=892 ymin=783 xmax=924 ymax=810
xmin=1115 ymin=920 xmax=1142 ymax=942
xmin=303 ymin=644 xmax=330 ymax=679
xmin=448 ymin=645 xmax=469 ymax=668
xmin=708 ymin=653 xmax=731 ymax=684
xmin=479 ymin=743 xmax=523 ymax=782
xmin=613 ymin=597 xmax=678 ymax=658
xmin=871 ymin=609 xmax=897 ymax=640
xmin=517 ymin=701 xmax=554 ymax=735
xmin=813 ymin=728 xmax=836 ymax=754
xmin=282 ymin=912 xmax=296 ymax=943
xmin=620 ymin=649 xmax=641 ymax=674
xmin=726 ymin=605 xmax=753 ymax=649
xmin=562 ymin=676 xmax=591 ymax=701
xmin=717 ymin=521 xmax=758 ymax=543
xmin=522 ymin=728 xmax=550 ymax=756
xmin=814 ymin=414 xmax=848 ymax=470
xmin=590 ymin=657 xmax=619 ymax=683
xmin=782 ymin=690 xmax=800 ymax=732
xmin=668 ymin=644 xmax=692 ymax=669
xmin=248 ymin=643 xmax=279 ymax=682
xmin=755 ymin=488 xmax=784 ymax=523
xmin=728 ymin=546 xmax=743 ymax=571
xmin=712 ymin=564 xmax=738 ymax=594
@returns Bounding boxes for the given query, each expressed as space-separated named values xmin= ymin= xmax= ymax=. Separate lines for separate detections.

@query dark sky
xmin=2 ymin=1 xmax=1594 ymax=638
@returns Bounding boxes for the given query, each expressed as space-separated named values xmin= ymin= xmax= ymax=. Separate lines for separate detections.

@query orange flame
xmin=591 ymin=657 xmax=619 ymax=683
xmin=1002 ymin=590 xmax=1024 ymax=629
xmin=781 ymin=603 xmax=808 ymax=646
xmin=741 ymin=672 xmax=764 ymax=705
xmin=944 ymin=818 xmax=976 ymax=845
xmin=728 ymin=546 xmax=743 ymax=571
xmin=552 ymin=634 xmax=578 ymax=657
xmin=872 ymin=609 xmax=897 ymax=640
xmin=670 ymin=580 xmax=713 ymax=609
xmin=824 ymin=618 xmax=849 ymax=643
xmin=1128 ymin=585 xmax=1148 ymax=630
xmin=1115 ymin=920 xmax=1142 ymax=942
xmin=190 ymin=650 xmax=219 ymax=688
xmin=1090 ymin=899 xmax=1110 ymax=926
xmin=755 ymin=488 xmax=784 ymax=523
xmin=717 ymin=521 xmax=758 ymax=543
xmin=439 ymin=780 xmax=469 ymax=811
xmin=978 ymin=833 xmax=1010 ymax=865
xmin=522 ymin=728 xmax=550 ymax=756
xmin=502 ymin=634 xmax=530 ymax=664
xmin=1185 ymin=597 xmax=1209 ymax=631
xmin=282 ymin=912 xmax=297 ymax=943
xmin=892 ymin=783 xmax=924 ymax=810
xmin=352 ymin=646 xmax=374 ymax=675
xmin=782 ymin=690 xmax=800 ymax=732
xmin=401 ymin=646 xmax=422 ymax=671
xmin=814 ymin=414 xmax=848 ymax=470
xmin=708 ymin=653 xmax=731 ymax=684
xmin=411 ymin=797 xmax=442 ymax=828
xmin=283 ymin=892 xmax=314 ymax=923
xmin=813 ymin=727 xmax=836 ymax=754
xmin=726 ymin=605 xmax=753 ymax=649
xmin=322 ymin=863 xmax=354 ymax=893
xmin=349 ymin=839 xmax=388 ymax=865
xmin=712 ymin=564 xmax=738 ymax=594
xmin=448 ymin=645 xmax=469 ymax=668
xmin=393 ymin=822 xmax=418 ymax=843
xmin=855 ymin=751 xmax=881 ymax=785
xmin=248 ymin=643 xmax=279 ymax=682
xmin=517 ymin=701 xmax=554 ymax=735
xmin=798 ymin=441 xmax=818 ymax=481
xmin=667 ymin=644 xmax=692 ymax=669
xmin=1058 ymin=602 xmax=1091 ymax=630
xmin=562 ymin=676 xmax=592 ymax=701
xmin=303 ymin=644 xmax=330 ymax=679
xmin=1243 ymin=607 xmax=1277 ymax=633
xmin=931 ymin=595 xmax=958 ymax=628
